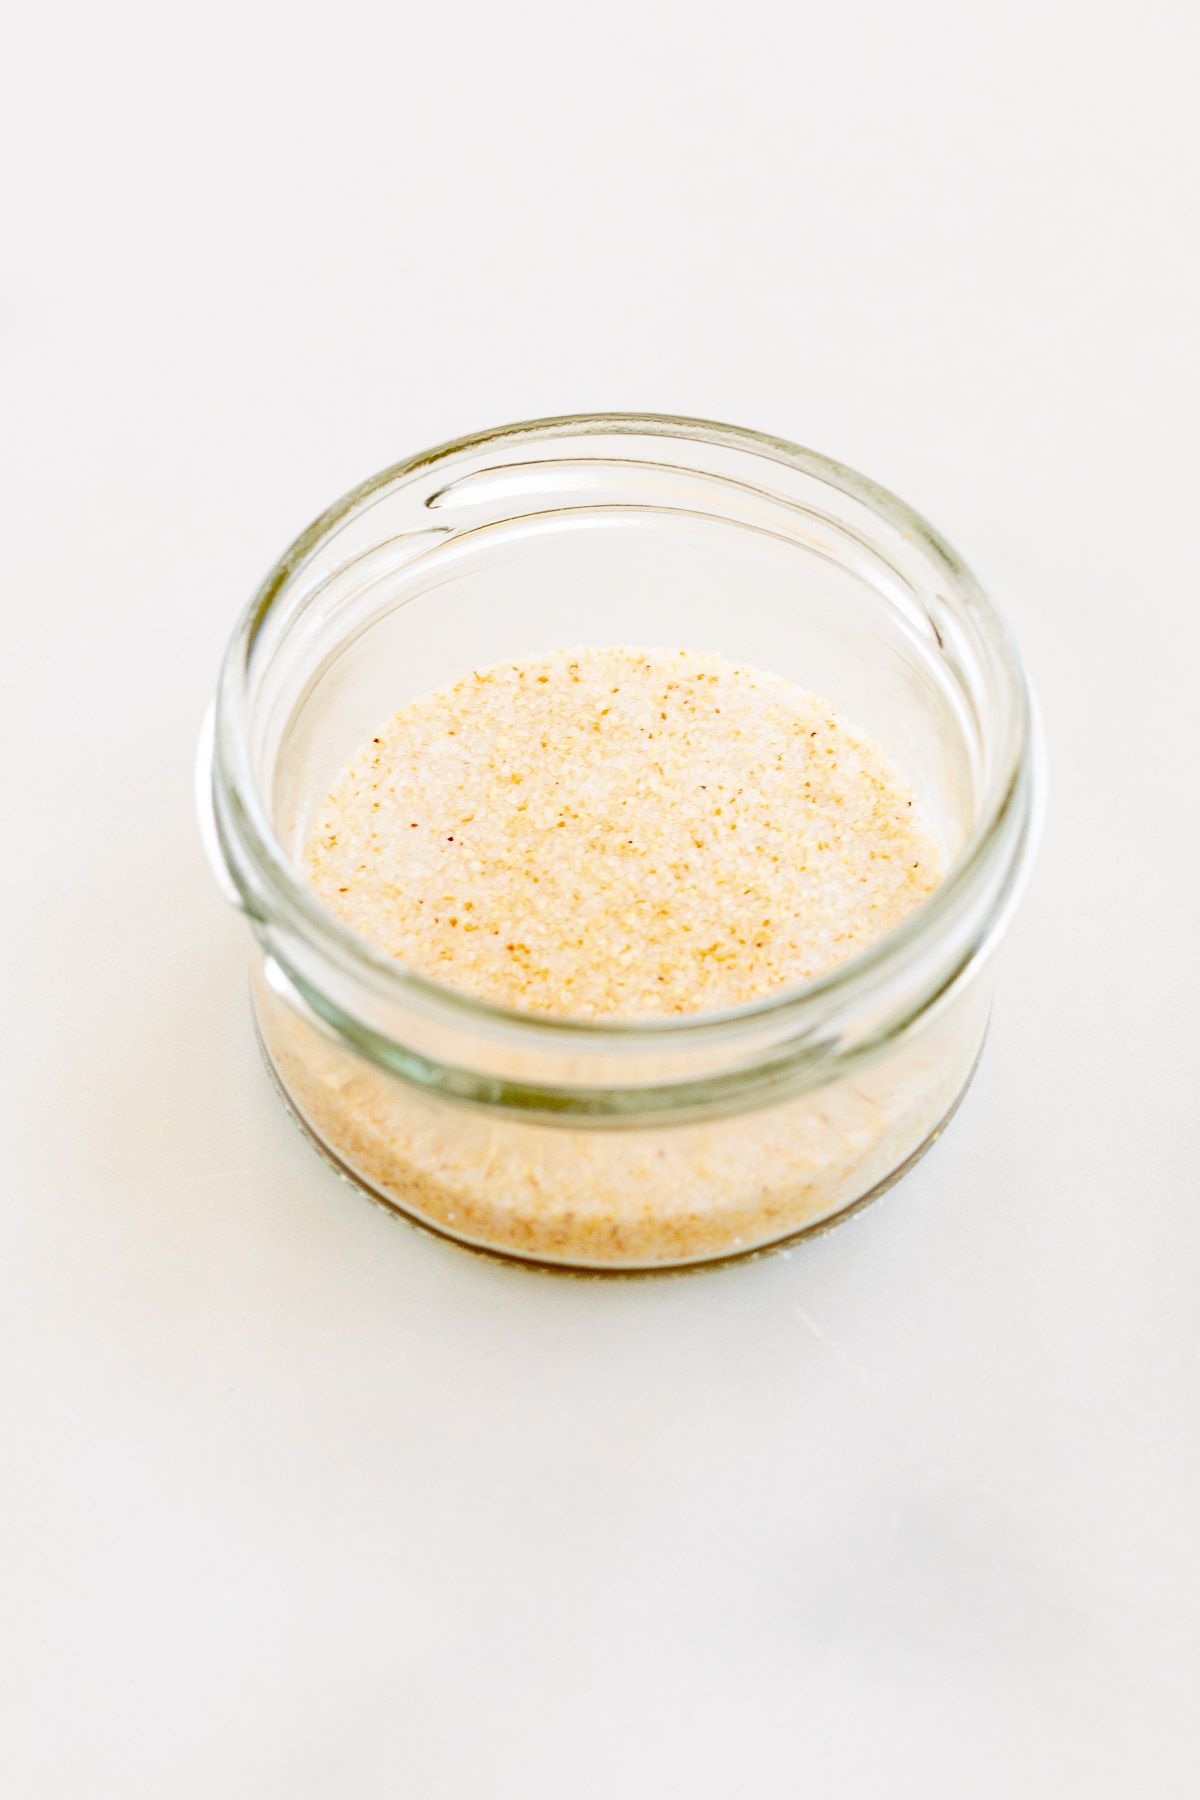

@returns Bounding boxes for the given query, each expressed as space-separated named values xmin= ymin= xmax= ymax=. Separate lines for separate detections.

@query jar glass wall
xmin=202 ymin=415 xmax=1039 ymax=1271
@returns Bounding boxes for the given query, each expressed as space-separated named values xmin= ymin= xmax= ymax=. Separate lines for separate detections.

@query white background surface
xmin=3 ymin=3 xmax=1198 ymax=1795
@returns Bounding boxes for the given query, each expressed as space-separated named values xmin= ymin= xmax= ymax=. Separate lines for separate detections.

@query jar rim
xmin=210 ymin=411 xmax=1037 ymax=1052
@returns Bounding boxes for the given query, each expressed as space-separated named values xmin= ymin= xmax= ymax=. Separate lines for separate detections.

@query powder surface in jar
xmin=305 ymin=647 xmax=941 ymax=1016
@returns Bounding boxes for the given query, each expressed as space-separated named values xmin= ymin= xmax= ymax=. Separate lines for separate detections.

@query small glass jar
xmin=199 ymin=415 xmax=1040 ymax=1272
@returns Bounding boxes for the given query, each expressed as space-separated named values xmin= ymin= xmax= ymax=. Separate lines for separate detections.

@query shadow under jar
xmin=200 ymin=415 xmax=1040 ymax=1273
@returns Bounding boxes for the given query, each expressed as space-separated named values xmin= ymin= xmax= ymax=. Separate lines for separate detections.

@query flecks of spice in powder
xmin=305 ymin=647 xmax=941 ymax=1018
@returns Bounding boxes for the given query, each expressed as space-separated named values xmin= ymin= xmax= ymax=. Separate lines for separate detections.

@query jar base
xmin=254 ymin=1019 xmax=987 ymax=1278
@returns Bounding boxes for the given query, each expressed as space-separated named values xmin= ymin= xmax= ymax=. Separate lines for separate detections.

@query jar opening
xmin=207 ymin=414 xmax=1038 ymax=1085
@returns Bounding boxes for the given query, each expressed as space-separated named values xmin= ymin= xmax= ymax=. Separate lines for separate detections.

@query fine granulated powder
xmin=305 ymin=647 xmax=940 ymax=1016
xmin=261 ymin=647 xmax=978 ymax=1267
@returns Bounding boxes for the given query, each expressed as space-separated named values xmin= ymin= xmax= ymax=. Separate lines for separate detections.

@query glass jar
xmin=199 ymin=415 xmax=1040 ymax=1272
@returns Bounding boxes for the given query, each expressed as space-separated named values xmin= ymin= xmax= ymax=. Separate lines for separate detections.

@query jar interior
xmin=246 ymin=431 xmax=987 ymax=901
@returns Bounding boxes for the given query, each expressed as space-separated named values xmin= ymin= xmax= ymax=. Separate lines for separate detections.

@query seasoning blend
xmin=203 ymin=416 xmax=1039 ymax=1270
xmin=307 ymin=648 xmax=941 ymax=1019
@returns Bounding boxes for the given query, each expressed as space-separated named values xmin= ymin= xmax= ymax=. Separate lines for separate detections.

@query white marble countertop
xmin=4 ymin=3 xmax=1197 ymax=1794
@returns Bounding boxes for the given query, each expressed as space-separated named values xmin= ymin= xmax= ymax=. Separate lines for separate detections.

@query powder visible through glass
xmin=261 ymin=645 xmax=969 ymax=1267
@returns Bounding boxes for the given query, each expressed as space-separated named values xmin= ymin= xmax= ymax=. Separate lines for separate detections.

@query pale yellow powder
xmin=265 ymin=647 xmax=969 ymax=1267
xmin=305 ymin=646 xmax=940 ymax=1018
